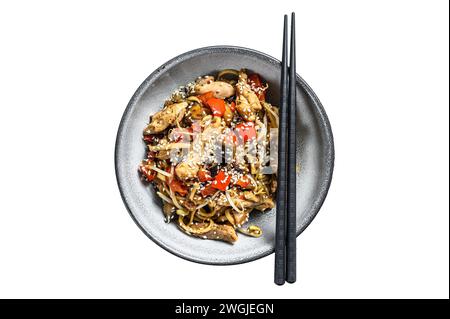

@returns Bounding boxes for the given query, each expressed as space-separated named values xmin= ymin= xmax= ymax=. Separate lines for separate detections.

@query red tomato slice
xmin=169 ymin=178 xmax=188 ymax=196
xmin=248 ymin=74 xmax=266 ymax=101
xmin=198 ymin=92 xmax=215 ymax=105
xmin=139 ymin=163 xmax=156 ymax=182
xmin=206 ymin=98 xmax=226 ymax=117
xmin=235 ymin=122 xmax=257 ymax=143
xmin=200 ymin=184 xmax=216 ymax=197
xmin=147 ymin=151 xmax=156 ymax=160
xmin=235 ymin=175 xmax=251 ymax=188
xmin=143 ymin=135 xmax=155 ymax=143
xmin=211 ymin=170 xmax=231 ymax=191
xmin=229 ymin=101 xmax=236 ymax=112
xmin=223 ymin=130 xmax=237 ymax=145
xmin=198 ymin=169 xmax=213 ymax=182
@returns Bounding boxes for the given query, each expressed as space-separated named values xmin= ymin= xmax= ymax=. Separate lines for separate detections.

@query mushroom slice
xmin=162 ymin=202 xmax=176 ymax=222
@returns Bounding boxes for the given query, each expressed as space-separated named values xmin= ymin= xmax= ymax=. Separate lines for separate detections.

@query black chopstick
xmin=275 ymin=12 xmax=297 ymax=285
xmin=286 ymin=12 xmax=297 ymax=284
xmin=274 ymin=14 xmax=289 ymax=286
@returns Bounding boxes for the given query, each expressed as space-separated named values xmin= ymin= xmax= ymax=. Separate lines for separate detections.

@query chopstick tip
xmin=275 ymin=279 xmax=286 ymax=286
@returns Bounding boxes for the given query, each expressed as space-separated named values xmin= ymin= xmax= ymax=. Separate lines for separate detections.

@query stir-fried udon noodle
xmin=139 ymin=69 xmax=279 ymax=243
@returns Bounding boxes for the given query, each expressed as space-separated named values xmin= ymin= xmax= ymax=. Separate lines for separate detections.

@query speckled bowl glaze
xmin=115 ymin=46 xmax=334 ymax=265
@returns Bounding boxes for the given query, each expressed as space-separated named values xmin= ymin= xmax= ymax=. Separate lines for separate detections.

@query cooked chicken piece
xmin=232 ymin=210 xmax=249 ymax=226
xmin=235 ymin=71 xmax=262 ymax=121
xmin=223 ymin=105 xmax=233 ymax=126
xmin=194 ymin=76 xmax=235 ymax=99
xmin=144 ymin=101 xmax=188 ymax=134
xmin=175 ymin=161 xmax=199 ymax=181
xmin=189 ymin=222 xmax=238 ymax=243
xmin=235 ymin=95 xmax=254 ymax=121
xmin=254 ymin=197 xmax=275 ymax=211
xmin=162 ymin=202 xmax=175 ymax=222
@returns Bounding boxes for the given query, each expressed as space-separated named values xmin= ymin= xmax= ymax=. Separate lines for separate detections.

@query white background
xmin=0 ymin=0 xmax=448 ymax=299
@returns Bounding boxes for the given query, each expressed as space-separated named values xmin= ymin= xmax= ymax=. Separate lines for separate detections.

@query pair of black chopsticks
xmin=275 ymin=12 xmax=297 ymax=285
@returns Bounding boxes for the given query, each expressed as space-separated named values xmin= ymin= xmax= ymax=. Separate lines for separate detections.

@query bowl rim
xmin=114 ymin=45 xmax=335 ymax=265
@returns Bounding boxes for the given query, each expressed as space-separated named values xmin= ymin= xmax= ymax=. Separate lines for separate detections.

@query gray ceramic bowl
xmin=115 ymin=46 xmax=334 ymax=265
